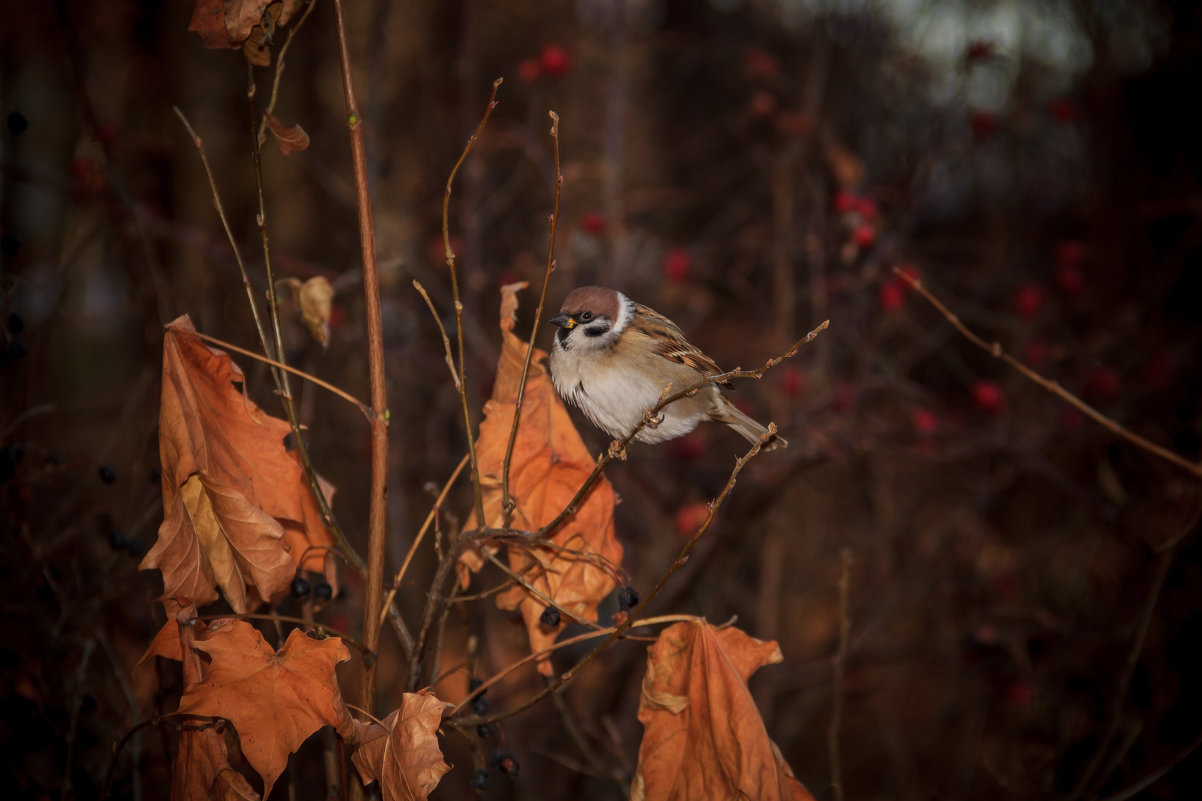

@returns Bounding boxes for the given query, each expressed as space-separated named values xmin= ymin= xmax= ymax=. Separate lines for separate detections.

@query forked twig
xmin=501 ymin=111 xmax=563 ymax=529
xmin=894 ymin=267 xmax=1202 ymax=480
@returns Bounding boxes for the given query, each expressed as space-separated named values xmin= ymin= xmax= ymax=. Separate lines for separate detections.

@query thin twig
xmin=535 ymin=319 xmax=831 ymax=540
xmin=378 ymin=454 xmax=470 ymax=631
xmin=481 ymin=549 xmax=603 ymax=630
xmin=332 ymin=0 xmax=393 ymax=712
xmin=501 ymin=110 xmax=562 ymax=529
xmin=456 ymin=428 xmax=775 ymax=726
xmin=894 ymin=267 xmax=1202 ymax=479
xmin=443 ymin=78 xmax=504 ymax=530
xmin=412 ymin=280 xmax=461 ymax=390
xmin=828 ymin=548 xmax=854 ymax=801
xmin=255 ymin=0 xmax=318 ymax=145
xmin=188 ymin=329 xmax=371 ymax=418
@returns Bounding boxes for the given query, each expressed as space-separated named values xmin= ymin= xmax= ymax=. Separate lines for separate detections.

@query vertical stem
xmin=331 ymin=0 xmax=389 ymax=711
xmin=829 ymin=548 xmax=854 ymax=801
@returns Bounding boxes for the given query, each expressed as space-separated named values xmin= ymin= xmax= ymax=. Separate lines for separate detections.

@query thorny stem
xmin=535 ymin=318 xmax=832 ymax=540
xmin=443 ymin=78 xmax=504 ymax=532
xmin=828 ymin=548 xmax=854 ymax=801
xmin=501 ymin=110 xmax=563 ymax=529
xmin=332 ymin=0 xmax=394 ymax=710
xmin=894 ymin=267 xmax=1202 ymax=480
xmin=454 ymin=429 xmax=775 ymax=726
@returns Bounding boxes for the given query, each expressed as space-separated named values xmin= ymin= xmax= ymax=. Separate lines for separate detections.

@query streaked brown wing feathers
xmin=633 ymin=303 xmax=726 ymax=379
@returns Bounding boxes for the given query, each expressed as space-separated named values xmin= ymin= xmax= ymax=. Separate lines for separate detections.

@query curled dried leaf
xmin=351 ymin=692 xmax=454 ymax=801
xmin=265 ymin=113 xmax=311 ymax=156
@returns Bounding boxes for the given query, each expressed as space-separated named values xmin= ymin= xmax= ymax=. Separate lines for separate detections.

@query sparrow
xmin=547 ymin=286 xmax=787 ymax=450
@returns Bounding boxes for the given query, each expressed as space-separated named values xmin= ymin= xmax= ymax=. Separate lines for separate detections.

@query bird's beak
xmin=549 ymin=312 xmax=575 ymax=329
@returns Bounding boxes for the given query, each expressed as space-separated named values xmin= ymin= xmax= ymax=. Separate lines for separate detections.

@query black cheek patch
xmin=582 ymin=324 xmax=610 ymax=338
xmin=555 ymin=327 xmax=572 ymax=348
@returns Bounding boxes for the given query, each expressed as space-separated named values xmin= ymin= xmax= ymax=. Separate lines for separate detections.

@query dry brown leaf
xmin=143 ymin=316 xmax=335 ymax=609
xmin=188 ymin=0 xmax=273 ymax=49
xmin=457 ymin=283 xmax=623 ymax=675
xmin=350 ymin=692 xmax=454 ymax=801
xmin=632 ymin=620 xmax=815 ymax=801
xmin=176 ymin=621 xmax=353 ymax=798
xmin=265 ymin=114 xmax=311 ymax=156
xmin=279 ymin=275 xmax=332 ymax=345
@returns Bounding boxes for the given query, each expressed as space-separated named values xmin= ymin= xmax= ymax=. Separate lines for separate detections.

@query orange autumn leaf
xmin=167 ymin=611 xmax=261 ymax=801
xmin=632 ymin=620 xmax=815 ymax=801
xmin=188 ymin=0 xmax=273 ymax=49
xmin=458 ymin=283 xmax=623 ymax=675
xmin=350 ymin=692 xmax=454 ymax=801
xmin=142 ymin=315 xmax=335 ymax=608
xmin=176 ymin=621 xmax=353 ymax=799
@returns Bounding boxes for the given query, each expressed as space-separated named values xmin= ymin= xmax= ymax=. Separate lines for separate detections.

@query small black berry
xmin=124 ymin=537 xmax=146 ymax=557
xmin=491 ymin=748 xmax=519 ymax=777
xmin=470 ymin=694 xmax=490 ymax=717
xmin=476 ymin=723 xmax=494 ymax=739
xmin=0 ymin=448 xmax=17 ymax=484
xmin=6 ymin=313 xmax=23 ymax=333
xmin=98 ymin=465 xmax=117 ymax=484
xmin=618 ymin=585 xmax=639 ymax=610
xmin=148 ymin=467 xmax=161 ymax=485
xmin=468 ymin=677 xmax=485 ymax=693
xmin=0 ymin=234 xmax=18 ymax=256
xmin=109 ymin=530 xmax=128 ymax=550
xmin=470 ymin=769 xmax=490 ymax=790
xmin=8 ymin=340 xmax=26 ymax=360
xmin=6 ymin=111 xmax=28 ymax=135
xmin=313 ymin=581 xmax=333 ymax=602
xmin=290 ymin=576 xmax=312 ymax=599
xmin=539 ymin=606 xmax=560 ymax=628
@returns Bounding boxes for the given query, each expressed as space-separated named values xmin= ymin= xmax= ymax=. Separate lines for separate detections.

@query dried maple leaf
xmin=457 ymin=284 xmax=623 ymax=675
xmin=188 ymin=0 xmax=273 ymax=49
xmin=350 ymin=692 xmax=454 ymax=801
xmin=632 ymin=620 xmax=815 ymax=801
xmin=176 ymin=621 xmax=354 ymax=798
xmin=143 ymin=316 xmax=335 ymax=608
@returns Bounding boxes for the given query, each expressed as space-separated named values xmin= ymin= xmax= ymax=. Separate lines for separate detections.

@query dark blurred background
xmin=3 ymin=0 xmax=1202 ymax=799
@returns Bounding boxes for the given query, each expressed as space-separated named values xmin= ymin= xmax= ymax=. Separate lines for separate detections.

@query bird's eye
xmin=579 ymin=311 xmax=594 ymax=322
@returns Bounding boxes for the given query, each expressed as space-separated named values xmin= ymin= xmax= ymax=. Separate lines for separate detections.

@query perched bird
xmin=548 ymin=286 xmax=786 ymax=450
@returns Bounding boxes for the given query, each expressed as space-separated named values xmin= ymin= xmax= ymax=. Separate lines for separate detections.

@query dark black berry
xmin=149 ymin=467 xmax=161 ymax=485
xmin=470 ymin=769 xmax=490 ymax=790
xmin=124 ymin=537 xmax=146 ymax=557
xmin=290 ymin=576 xmax=312 ymax=599
xmin=469 ymin=677 xmax=485 ymax=693
xmin=618 ymin=585 xmax=639 ymax=610
xmin=476 ymin=723 xmax=494 ymax=739
xmin=470 ymin=693 xmax=490 ymax=717
xmin=109 ymin=530 xmax=128 ymax=550
xmin=98 ymin=465 xmax=117 ymax=484
xmin=491 ymin=748 xmax=519 ymax=777
xmin=539 ymin=606 xmax=560 ymax=628
xmin=6 ymin=313 xmax=23 ymax=334
xmin=8 ymin=340 xmax=26 ymax=360
xmin=313 ymin=581 xmax=333 ymax=602
xmin=6 ymin=111 xmax=28 ymax=135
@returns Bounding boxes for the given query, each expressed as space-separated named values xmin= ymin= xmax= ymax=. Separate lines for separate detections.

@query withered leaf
xmin=176 ymin=621 xmax=352 ymax=799
xmin=144 ymin=316 xmax=335 ymax=609
xmin=278 ymin=275 xmax=332 ymax=346
xmin=265 ymin=114 xmax=311 ymax=156
xmin=632 ymin=620 xmax=815 ymax=801
xmin=188 ymin=0 xmax=274 ymax=49
xmin=458 ymin=283 xmax=623 ymax=675
xmin=351 ymin=692 xmax=454 ymax=801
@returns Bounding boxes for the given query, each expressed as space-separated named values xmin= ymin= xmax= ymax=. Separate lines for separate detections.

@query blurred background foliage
xmin=3 ymin=0 xmax=1202 ymax=798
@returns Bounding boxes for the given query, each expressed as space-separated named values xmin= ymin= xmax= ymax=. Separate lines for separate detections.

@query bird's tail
xmin=712 ymin=397 xmax=788 ymax=451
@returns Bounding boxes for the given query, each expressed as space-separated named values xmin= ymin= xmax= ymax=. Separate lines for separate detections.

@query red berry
xmin=879 ymin=280 xmax=905 ymax=312
xmin=971 ymin=110 xmax=998 ymax=138
xmin=674 ymin=502 xmax=710 ymax=538
xmin=1055 ymin=239 xmax=1085 ymax=270
xmin=1055 ymin=264 xmax=1086 ymax=297
xmin=517 ymin=58 xmax=541 ymax=83
xmin=781 ymin=366 xmax=805 ymax=398
xmin=664 ymin=246 xmax=691 ymax=283
xmin=1082 ymin=366 xmax=1120 ymax=401
xmin=853 ymin=195 xmax=879 ymax=222
xmin=745 ymin=47 xmax=780 ymax=78
xmin=1023 ymin=339 xmax=1048 ymax=368
xmin=1013 ymin=283 xmax=1046 ymax=319
xmin=669 ymin=431 xmax=706 ymax=461
xmin=833 ymin=191 xmax=857 ymax=214
xmin=912 ymin=407 xmax=938 ymax=435
xmin=539 ymin=44 xmax=573 ymax=78
xmin=749 ymin=90 xmax=777 ymax=118
xmin=972 ymin=380 xmax=1004 ymax=413
xmin=965 ymin=40 xmax=993 ymax=61
xmin=580 ymin=211 xmax=606 ymax=236
xmin=1007 ymin=681 xmax=1034 ymax=708
xmin=853 ymin=223 xmax=876 ymax=248
xmin=1050 ymin=98 xmax=1078 ymax=125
